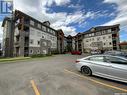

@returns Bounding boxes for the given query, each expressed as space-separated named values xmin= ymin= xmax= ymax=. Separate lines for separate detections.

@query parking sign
xmin=0 ymin=0 xmax=13 ymax=14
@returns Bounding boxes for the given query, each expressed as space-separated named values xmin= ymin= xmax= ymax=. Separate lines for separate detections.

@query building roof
xmin=14 ymin=10 xmax=57 ymax=31
xmin=2 ymin=17 xmax=12 ymax=27
xmin=56 ymin=29 xmax=64 ymax=36
xmin=119 ymin=42 xmax=127 ymax=45
xmin=82 ymin=24 xmax=120 ymax=35
xmin=66 ymin=35 xmax=72 ymax=38
xmin=42 ymin=21 xmax=50 ymax=26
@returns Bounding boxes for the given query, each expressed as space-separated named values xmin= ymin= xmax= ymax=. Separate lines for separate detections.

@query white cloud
xmin=103 ymin=0 xmax=127 ymax=41
xmin=55 ymin=26 xmax=77 ymax=36
xmin=68 ymin=3 xmax=84 ymax=10
xmin=13 ymin=0 xmax=77 ymax=36
xmin=46 ymin=0 xmax=71 ymax=6
xmin=103 ymin=0 xmax=127 ymax=27
xmin=13 ymin=0 xmax=96 ymax=36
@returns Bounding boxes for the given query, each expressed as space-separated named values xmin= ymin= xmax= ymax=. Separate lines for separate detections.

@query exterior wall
xmin=29 ymin=27 xmax=57 ymax=49
xmin=2 ymin=20 xmax=12 ymax=57
xmin=29 ymin=39 xmax=51 ymax=55
xmin=72 ymin=39 xmax=75 ymax=51
xmin=83 ymin=34 xmax=113 ymax=51
xmin=29 ymin=27 xmax=57 ymax=55
xmin=64 ymin=37 xmax=67 ymax=52
xmin=82 ymin=27 xmax=120 ymax=52
xmin=3 ymin=10 xmax=59 ymax=57
xmin=57 ymin=39 xmax=64 ymax=53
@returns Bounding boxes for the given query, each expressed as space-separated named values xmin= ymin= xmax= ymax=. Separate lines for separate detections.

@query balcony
xmin=14 ymin=41 xmax=20 ymax=47
xmin=15 ymin=31 xmax=20 ymax=36
xmin=24 ymin=43 xmax=29 ymax=47
xmin=25 ymin=32 xmax=29 ymax=37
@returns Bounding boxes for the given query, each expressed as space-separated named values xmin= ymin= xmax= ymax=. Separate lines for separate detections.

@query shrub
xmin=31 ymin=54 xmax=45 ymax=58
xmin=51 ymin=50 xmax=59 ymax=55
xmin=46 ymin=54 xmax=52 ymax=56
xmin=31 ymin=53 xmax=52 ymax=58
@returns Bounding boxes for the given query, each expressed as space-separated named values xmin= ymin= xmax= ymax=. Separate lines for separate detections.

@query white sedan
xmin=75 ymin=55 xmax=127 ymax=83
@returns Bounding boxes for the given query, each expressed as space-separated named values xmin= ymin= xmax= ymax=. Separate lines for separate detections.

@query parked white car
xmin=75 ymin=55 xmax=127 ymax=83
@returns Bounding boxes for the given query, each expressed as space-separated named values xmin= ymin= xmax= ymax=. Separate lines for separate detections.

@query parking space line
xmin=30 ymin=80 xmax=41 ymax=95
xmin=64 ymin=69 xmax=127 ymax=92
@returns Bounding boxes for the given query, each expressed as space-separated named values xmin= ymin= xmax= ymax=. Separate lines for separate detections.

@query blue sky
xmin=0 ymin=0 xmax=127 ymax=42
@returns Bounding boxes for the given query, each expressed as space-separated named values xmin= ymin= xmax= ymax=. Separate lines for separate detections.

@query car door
xmin=87 ymin=56 xmax=111 ymax=76
xmin=105 ymin=56 xmax=127 ymax=81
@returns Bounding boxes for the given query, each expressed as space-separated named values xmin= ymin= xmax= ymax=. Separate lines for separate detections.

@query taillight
xmin=75 ymin=60 xmax=80 ymax=63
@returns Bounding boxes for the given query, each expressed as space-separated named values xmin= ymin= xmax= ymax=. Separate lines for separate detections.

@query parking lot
xmin=0 ymin=54 xmax=126 ymax=95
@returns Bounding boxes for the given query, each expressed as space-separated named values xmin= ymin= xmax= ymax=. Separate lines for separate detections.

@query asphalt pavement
xmin=0 ymin=54 xmax=126 ymax=95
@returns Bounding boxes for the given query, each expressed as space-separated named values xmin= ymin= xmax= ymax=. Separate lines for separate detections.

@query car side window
xmin=88 ymin=56 xmax=104 ymax=62
xmin=105 ymin=56 xmax=127 ymax=64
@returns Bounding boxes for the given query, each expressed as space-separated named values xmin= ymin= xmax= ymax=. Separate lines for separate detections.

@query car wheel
xmin=81 ymin=66 xmax=92 ymax=76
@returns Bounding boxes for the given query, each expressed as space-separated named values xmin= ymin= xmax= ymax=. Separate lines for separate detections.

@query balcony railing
xmin=25 ymin=32 xmax=29 ymax=37
xmin=15 ymin=31 xmax=20 ymax=36
xmin=24 ymin=43 xmax=29 ymax=47
xmin=14 ymin=41 xmax=20 ymax=47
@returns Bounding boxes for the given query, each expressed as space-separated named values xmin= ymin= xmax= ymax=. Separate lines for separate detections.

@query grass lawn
xmin=0 ymin=57 xmax=31 ymax=62
xmin=0 ymin=55 xmax=53 ymax=63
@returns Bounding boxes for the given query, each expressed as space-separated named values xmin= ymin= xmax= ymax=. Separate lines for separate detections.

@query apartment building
xmin=57 ymin=29 xmax=65 ymax=53
xmin=2 ymin=10 xmax=120 ymax=56
xmin=2 ymin=17 xmax=14 ymax=57
xmin=66 ymin=35 xmax=73 ymax=52
xmin=2 ymin=10 xmax=58 ymax=57
xmin=74 ymin=33 xmax=83 ymax=52
xmin=82 ymin=24 xmax=120 ymax=52
xmin=64 ymin=24 xmax=120 ymax=53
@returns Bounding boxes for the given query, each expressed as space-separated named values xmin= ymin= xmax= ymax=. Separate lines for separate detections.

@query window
xmin=105 ymin=56 xmax=127 ymax=64
xmin=52 ymin=31 xmax=55 ymax=35
xmin=38 ymin=41 xmax=40 ymax=45
xmin=109 ymin=42 xmax=112 ymax=45
xmin=102 ymin=31 xmax=106 ymax=34
xmin=47 ymin=28 xmax=50 ymax=33
xmin=96 ymin=32 xmax=101 ymax=36
xmin=103 ymin=37 xmax=105 ymax=39
xmin=43 ymin=50 xmax=47 ymax=54
xmin=42 ymin=26 xmax=46 ymax=31
xmin=50 ymin=30 xmax=53 ymax=34
xmin=38 ymin=23 xmax=41 ymax=29
xmin=104 ymin=43 xmax=105 ymax=45
xmin=88 ymin=56 xmax=104 ymax=62
xmin=42 ymin=35 xmax=44 ymax=39
xmin=37 ymin=31 xmax=41 ymax=37
xmin=37 ymin=50 xmax=40 ymax=54
xmin=50 ymin=36 xmax=52 ymax=40
xmin=92 ymin=38 xmax=94 ymax=40
xmin=43 ymin=42 xmax=47 ymax=46
xmin=47 ymin=34 xmax=50 ymax=39
xmin=109 ymin=36 xmax=111 ymax=38
xmin=52 ymin=37 xmax=54 ymax=41
xmin=53 ymin=43 xmax=56 ymax=47
xmin=97 ymin=37 xmax=100 ymax=41
xmin=85 ymin=34 xmax=89 ymax=37
xmin=91 ymin=33 xmax=94 ymax=36
xmin=30 ymin=49 xmax=33 ymax=54
xmin=89 ymin=34 xmax=92 ymax=37
xmin=30 ymin=28 xmax=35 ymax=35
xmin=107 ymin=29 xmax=111 ymax=33
xmin=30 ymin=39 xmax=34 ymax=44
xmin=30 ymin=20 xmax=34 ymax=26
xmin=86 ymin=40 xmax=89 ymax=42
